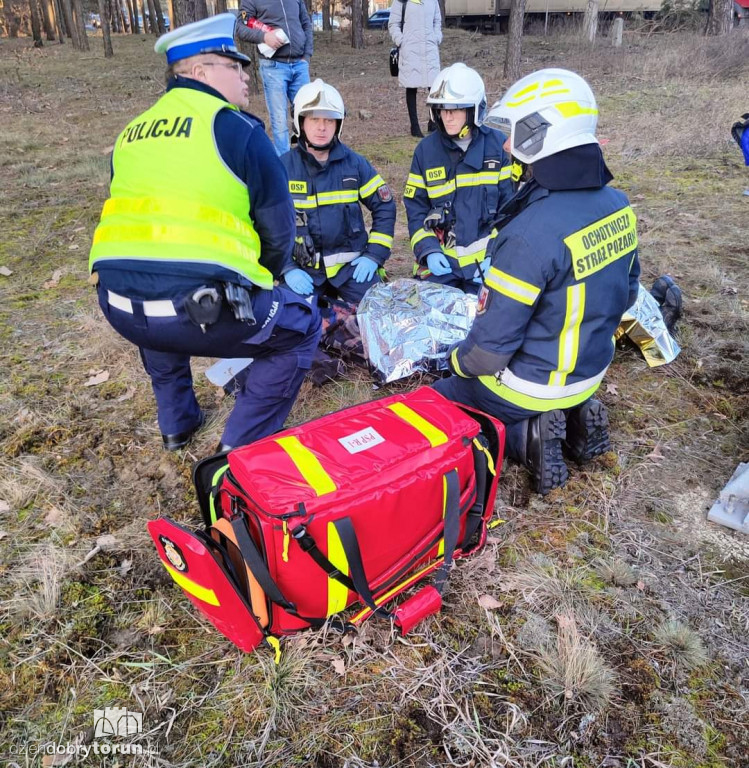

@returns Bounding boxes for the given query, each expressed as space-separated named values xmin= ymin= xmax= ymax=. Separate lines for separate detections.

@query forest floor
xmin=0 ymin=22 xmax=747 ymax=768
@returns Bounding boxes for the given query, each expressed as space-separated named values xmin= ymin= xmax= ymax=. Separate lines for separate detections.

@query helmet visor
xmin=301 ymin=109 xmax=341 ymax=120
xmin=484 ymin=111 xmax=512 ymax=137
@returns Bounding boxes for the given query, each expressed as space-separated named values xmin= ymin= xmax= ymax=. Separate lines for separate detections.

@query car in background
xmin=367 ymin=9 xmax=390 ymax=29
xmin=311 ymin=12 xmax=341 ymax=30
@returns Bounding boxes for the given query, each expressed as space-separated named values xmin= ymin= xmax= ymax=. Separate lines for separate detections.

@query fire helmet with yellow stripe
xmin=485 ymin=69 xmax=599 ymax=165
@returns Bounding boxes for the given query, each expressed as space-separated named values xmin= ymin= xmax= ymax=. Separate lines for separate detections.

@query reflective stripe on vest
xmin=480 ymin=366 xmax=606 ymax=411
xmin=89 ymin=88 xmax=271 ymax=289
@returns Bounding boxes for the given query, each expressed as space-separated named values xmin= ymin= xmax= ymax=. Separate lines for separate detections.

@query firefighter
xmin=404 ymin=63 xmax=514 ymax=294
xmin=434 ymin=68 xmax=641 ymax=495
xmin=89 ymin=14 xmax=321 ymax=452
xmin=280 ymin=79 xmax=396 ymax=304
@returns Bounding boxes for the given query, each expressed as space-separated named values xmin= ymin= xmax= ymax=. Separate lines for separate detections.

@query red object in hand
xmin=245 ymin=16 xmax=273 ymax=32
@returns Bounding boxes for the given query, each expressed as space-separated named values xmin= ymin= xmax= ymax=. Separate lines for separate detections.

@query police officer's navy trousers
xmin=98 ymin=285 xmax=321 ymax=448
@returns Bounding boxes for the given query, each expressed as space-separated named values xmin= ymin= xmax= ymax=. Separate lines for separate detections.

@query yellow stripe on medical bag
xmin=326 ymin=522 xmax=350 ymax=616
xmin=388 ymin=402 xmax=448 ymax=447
xmin=275 ymin=436 xmax=337 ymax=496
xmin=163 ymin=562 xmax=220 ymax=606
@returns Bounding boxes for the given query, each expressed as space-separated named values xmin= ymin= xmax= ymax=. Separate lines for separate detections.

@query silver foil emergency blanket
xmin=358 ymin=279 xmax=477 ymax=383
xmin=615 ymin=283 xmax=681 ymax=367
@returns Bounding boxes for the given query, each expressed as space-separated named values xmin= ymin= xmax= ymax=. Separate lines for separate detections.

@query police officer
xmin=404 ymin=63 xmax=514 ymax=294
xmin=280 ymin=79 xmax=396 ymax=304
xmin=89 ymin=14 xmax=320 ymax=452
xmin=435 ymin=69 xmax=641 ymax=494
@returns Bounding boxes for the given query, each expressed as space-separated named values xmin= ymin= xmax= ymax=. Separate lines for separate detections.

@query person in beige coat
xmin=388 ymin=0 xmax=442 ymax=137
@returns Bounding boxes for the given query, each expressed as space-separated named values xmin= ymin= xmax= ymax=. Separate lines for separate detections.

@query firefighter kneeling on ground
xmin=280 ymin=79 xmax=396 ymax=304
xmin=434 ymin=68 xmax=641 ymax=495
xmin=404 ymin=63 xmax=514 ymax=294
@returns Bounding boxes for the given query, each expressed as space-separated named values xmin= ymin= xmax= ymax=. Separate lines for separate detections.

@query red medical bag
xmin=148 ymin=387 xmax=504 ymax=655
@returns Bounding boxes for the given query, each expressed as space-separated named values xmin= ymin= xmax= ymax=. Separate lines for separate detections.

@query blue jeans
xmin=259 ymin=58 xmax=310 ymax=155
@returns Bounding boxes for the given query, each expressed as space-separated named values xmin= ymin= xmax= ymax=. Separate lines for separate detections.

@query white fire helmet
xmin=426 ymin=63 xmax=487 ymax=129
xmin=485 ymin=68 xmax=599 ymax=165
xmin=292 ymin=78 xmax=345 ymax=139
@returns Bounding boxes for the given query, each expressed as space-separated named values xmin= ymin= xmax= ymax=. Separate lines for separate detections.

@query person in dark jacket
xmin=279 ymin=79 xmax=396 ymax=304
xmin=235 ymin=0 xmax=313 ymax=155
xmin=404 ymin=63 xmax=514 ymax=295
xmin=435 ymin=68 xmax=641 ymax=495
xmin=89 ymin=15 xmax=320 ymax=453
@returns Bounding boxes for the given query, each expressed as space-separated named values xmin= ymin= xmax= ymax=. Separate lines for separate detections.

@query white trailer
xmin=445 ymin=0 xmax=663 ymax=29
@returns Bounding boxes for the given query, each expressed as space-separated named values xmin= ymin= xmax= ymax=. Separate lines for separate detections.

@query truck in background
xmin=444 ymin=0 xmax=664 ymax=30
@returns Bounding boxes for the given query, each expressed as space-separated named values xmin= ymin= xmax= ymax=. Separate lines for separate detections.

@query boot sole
xmin=565 ymin=401 xmax=610 ymax=464
xmin=534 ymin=411 xmax=569 ymax=495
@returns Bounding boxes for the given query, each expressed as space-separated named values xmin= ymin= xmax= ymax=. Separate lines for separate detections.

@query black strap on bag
xmin=291 ymin=469 xmax=462 ymax=621
xmin=229 ymin=514 xmax=330 ymax=629
xmin=389 ymin=0 xmax=408 ymax=77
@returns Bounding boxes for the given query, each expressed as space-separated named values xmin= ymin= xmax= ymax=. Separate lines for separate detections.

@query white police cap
xmin=155 ymin=13 xmax=250 ymax=65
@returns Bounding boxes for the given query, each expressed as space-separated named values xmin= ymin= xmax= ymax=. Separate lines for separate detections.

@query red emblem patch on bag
xmin=477 ymin=285 xmax=490 ymax=315
xmin=377 ymin=185 xmax=393 ymax=202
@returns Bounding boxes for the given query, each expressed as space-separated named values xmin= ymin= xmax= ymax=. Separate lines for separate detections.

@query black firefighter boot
xmin=564 ymin=398 xmax=611 ymax=464
xmin=512 ymin=410 xmax=569 ymax=495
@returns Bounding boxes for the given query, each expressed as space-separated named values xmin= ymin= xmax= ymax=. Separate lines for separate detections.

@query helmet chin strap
xmin=300 ymin=132 xmax=337 ymax=152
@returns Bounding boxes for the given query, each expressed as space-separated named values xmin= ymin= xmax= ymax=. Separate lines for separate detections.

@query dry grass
xmin=0 ymin=24 xmax=748 ymax=768
xmin=654 ymin=619 xmax=709 ymax=670
xmin=535 ymin=614 xmax=617 ymax=712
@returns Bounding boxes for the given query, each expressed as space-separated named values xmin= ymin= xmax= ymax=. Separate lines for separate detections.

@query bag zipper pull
xmin=282 ymin=520 xmax=290 ymax=563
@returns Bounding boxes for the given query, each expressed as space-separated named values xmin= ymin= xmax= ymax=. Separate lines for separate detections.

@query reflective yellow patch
xmin=565 ymin=206 xmax=638 ymax=281
xmin=289 ymin=180 xmax=307 ymax=194
xmin=425 ymin=166 xmax=446 ymax=183
xmin=404 ymin=184 xmax=416 ymax=198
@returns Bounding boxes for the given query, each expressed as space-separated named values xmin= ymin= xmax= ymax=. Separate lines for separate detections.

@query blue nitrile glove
xmin=285 ymin=268 xmax=314 ymax=295
xmin=351 ymin=255 xmax=378 ymax=283
xmin=426 ymin=251 xmax=451 ymax=276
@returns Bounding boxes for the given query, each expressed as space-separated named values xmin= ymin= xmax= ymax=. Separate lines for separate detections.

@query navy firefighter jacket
xmin=451 ymin=145 xmax=641 ymax=413
xmin=404 ymin=124 xmax=514 ymax=280
xmin=280 ymin=139 xmax=396 ymax=276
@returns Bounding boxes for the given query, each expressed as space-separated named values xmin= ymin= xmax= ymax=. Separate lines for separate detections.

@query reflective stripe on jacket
xmin=281 ymin=140 xmax=396 ymax=278
xmin=404 ymin=125 xmax=514 ymax=282
xmin=89 ymin=87 xmax=272 ymax=289
xmin=453 ymin=183 xmax=641 ymax=412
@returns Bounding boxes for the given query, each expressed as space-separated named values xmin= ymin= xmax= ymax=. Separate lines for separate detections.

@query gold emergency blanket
xmin=615 ymin=283 xmax=680 ymax=367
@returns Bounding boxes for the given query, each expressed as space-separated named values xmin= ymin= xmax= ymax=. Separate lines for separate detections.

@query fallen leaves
xmin=477 ymin=593 xmax=502 ymax=610
xmin=646 ymin=444 xmax=665 ymax=462
xmin=43 ymin=268 xmax=64 ymax=289
xmin=331 ymin=656 xmax=346 ymax=676
xmin=83 ymin=369 xmax=109 ymax=387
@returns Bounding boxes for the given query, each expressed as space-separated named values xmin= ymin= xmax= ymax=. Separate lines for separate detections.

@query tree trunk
xmin=706 ymin=0 xmax=732 ymax=34
xmin=98 ymin=0 xmax=114 ymax=54
xmin=351 ymin=0 xmax=363 ymax=48
xmin=108 ymin=0 xmax=122 ymax=32
xmin=360 ymin=0 xmax=367 ymax=33
xmin=70 ymin=0 xmax=89 ymax=49
xmin=40 ymin=0 xmax=57 ymax=39
xmin=173 ymin=0 xmax=201 ymax=25
xmin=60 ymin=0 xmax=78 ymax=43
xmin=29 ymin=0 xmax=44 ymax=46
xmin=503 ymin=0 xmax=526 ymax=81
xmin=146 ymin=0 xmax=159 ymax=33
xmin=582 ymin=0 xmax=598 ymax=42
xmin=322 ymin=0 xmax=330 ymax=30
xmin=126 ymin=0 xmax=138 ymax=33
xmin=215 ymin=0 xmax=226 ymax=12
xmin=53 ymin=0 xmax=66 ymax=39
xmin=438 ymin=0 xmax=445 ymax=22
xmin=152 ymin=0 xmax=165 ymax=32
xmin=4 ymin=0 xmax=19 ymax=37
xmin=139 ymin=0 xmax=151 ymax=32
